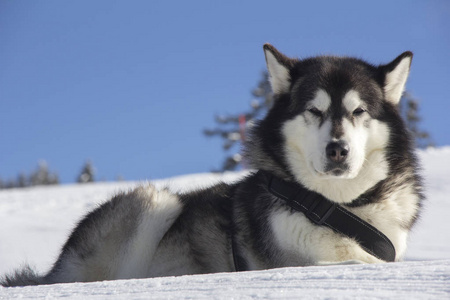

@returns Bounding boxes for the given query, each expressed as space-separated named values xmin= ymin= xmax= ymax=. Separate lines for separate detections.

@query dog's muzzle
xmin=325 ymin=141 xmax=350 ymax=175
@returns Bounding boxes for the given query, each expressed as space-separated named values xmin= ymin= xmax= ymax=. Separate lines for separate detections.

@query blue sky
xmin=1 ymin=0 xmax=449 ymax=183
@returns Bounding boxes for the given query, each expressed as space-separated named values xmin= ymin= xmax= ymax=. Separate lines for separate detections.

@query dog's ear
xmin=381 ymin=51 xmax=413 ymax=105
xmin=263 ymin=44 xmax=296 ymax=94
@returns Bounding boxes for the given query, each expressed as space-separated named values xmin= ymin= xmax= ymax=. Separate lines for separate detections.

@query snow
xmin=2 ymin=261 xmax=449 ymax=299
xmin=1 ymin=148 xmax=450 ymax=299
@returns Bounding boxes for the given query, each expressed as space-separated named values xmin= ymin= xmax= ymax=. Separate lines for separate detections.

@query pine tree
xmin=17 ymin=173 xmax=28 ymax=188
xmin=30 ymin=161 xmax=59 ymax=186
xmin=204 ymin=71 xmax=273 ymax=171
xmin=205 ymin=73 xmax=432 ymax=171
xmin=400 ymin=92 xmax=434 ymax=148
xmin=0 ymin=162 xmax=59 ymax=189
xmin=5 ymin=180 xmax=15 ymax=189
xmin=77 ymin=160 xmax=95 ymax=183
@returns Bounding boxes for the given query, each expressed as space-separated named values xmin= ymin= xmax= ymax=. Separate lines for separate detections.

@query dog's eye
xmin=353 ymin=108 xmax=365 ymax=116
xmin=308 ymin=108 xmax=323 ymax=117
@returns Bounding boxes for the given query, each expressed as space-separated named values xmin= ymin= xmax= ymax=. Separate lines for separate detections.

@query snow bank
xmin=0 ymin=148 xmax=449 ymax=299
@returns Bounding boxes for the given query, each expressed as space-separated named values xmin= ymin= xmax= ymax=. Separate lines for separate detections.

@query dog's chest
xmin=268 ymin=206 xmax=384 ymax=264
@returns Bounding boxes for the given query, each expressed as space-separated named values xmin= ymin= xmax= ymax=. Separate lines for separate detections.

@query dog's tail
xmin=1 ymin=265 xmax=46 ymax=287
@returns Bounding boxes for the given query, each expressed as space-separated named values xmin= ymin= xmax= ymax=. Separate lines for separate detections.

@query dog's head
xmin=259 ymin=44 xmax=413 ymax=201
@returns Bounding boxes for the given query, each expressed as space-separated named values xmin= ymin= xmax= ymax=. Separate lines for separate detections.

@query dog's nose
xmin=326 ymin=142 xmax=349 ymax=163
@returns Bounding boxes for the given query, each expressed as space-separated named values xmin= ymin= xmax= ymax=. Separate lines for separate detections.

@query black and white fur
xmin=2 ymin=44 xmax=423 ymax=287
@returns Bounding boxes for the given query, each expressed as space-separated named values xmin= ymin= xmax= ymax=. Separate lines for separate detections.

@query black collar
xmin=260 ymin=170 xmax=396 ymax=262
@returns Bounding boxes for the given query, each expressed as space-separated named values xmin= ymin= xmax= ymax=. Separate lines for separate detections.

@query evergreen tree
xmin=77 ymin=160 xmax=95 ymax=183
xmin=1 ymin=162 xmax=59 ymax=189
xmin=400 ymin=92 xmax=434 ymax=148
xmin=30 ymin=161 xmax=59 ymax=186
xmin=17 ymin=173 xmax=28 ymax=188
xmin=205 ymin=72 xmax=432 ymax=171
xmin=5 ymin=180 xmax=16 ymax=189
xmin=204 ymin=71 xmax=273 ymax=171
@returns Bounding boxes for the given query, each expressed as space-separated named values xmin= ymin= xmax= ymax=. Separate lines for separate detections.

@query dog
xmin=1 ymin=44 xmax=423 ymax=287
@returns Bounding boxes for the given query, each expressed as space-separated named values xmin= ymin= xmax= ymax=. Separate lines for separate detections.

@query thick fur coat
xmin=1 ymin=44 xmax=423 ymax=287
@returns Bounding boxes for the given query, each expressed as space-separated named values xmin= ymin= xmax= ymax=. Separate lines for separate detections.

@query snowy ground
xmin=1 ymin=148 xmax=449 ymax=299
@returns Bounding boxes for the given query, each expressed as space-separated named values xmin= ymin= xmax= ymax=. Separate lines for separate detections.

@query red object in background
xmin=239 ymin=114 xmax=246 ymax=142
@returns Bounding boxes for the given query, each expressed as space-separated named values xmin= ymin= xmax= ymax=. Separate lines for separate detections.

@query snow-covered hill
xmin=1 ymin=148 xmax=449 ymax=299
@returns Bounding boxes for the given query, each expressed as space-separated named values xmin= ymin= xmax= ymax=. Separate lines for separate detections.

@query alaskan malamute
xmin=2 ymin=44 xmax=423 ymax=286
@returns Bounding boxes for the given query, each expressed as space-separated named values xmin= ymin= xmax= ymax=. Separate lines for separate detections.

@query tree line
xmin=0 ymin=160 xmax=96 ymax=190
